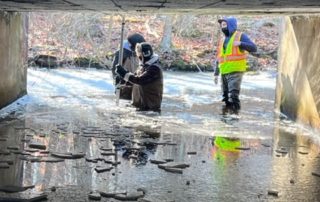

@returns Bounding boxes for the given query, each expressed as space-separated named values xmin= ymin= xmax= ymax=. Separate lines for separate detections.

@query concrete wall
xmin=276 ymin=15 xmax=320 ymax=128
xmin=0 ymin=12 xmax=27 ymax=109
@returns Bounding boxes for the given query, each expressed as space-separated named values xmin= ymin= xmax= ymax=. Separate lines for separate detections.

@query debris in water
xmin=311 ymin=172 xmax=320 ymax=177
xmin=30 ymin=157 xmax=64 ymax=163
xmin=275 ymin=149 xmax=288 ymax=154
xmin=28 ymin=142 xmax=46 ymax=150
xmin=158 ymin=162 xmax=190 ymax=169
xmin=163 ymin=167 xmax=183 ymax=174
xmin=0 ymin=185 xmax=35 ymax=193
xmin=0 ymin=192 xmax=47 ymax=201
xmin=267 ymin=190 xmax=278 ymax=197
xmin=40 ymin=150 xmax=50 ymax=154
xmin=51 ymin=152 xmax=85 ymax=159
xmin=95 ymin=166 xmax=113 ymax=173
xmin=100 ymin=147 xmax=113 ymax=151
xmin=85 ymin=157 xmax=99 ymax=163
xmin=88 ymin=191 xmax=102 ymax=200
xmin=235 ymin=147 xmax=250 ymax=150
xmin=7 ymin=146 xmax=19 ymax=150
xmin=0 ymin=162 xmax=10 ymax=169
xmin=0 ymin=150 xmax=10 ymax=155
xmin=100 ymin=191 xmax=126 ymax=198
xmin=150 ymin=159 xmax=167 ymax=164
xmin=101 ymin=152 xmax=116 ymax=156
xmin=261 ymin=143 xmax=271 ymax=147
xmin=104 ymin=160 xmax=121 ymax=166
xmin=0 ymin=159 xmax=13 ymax=165
xmin=114 ymin=190 xmax=145 ymax=201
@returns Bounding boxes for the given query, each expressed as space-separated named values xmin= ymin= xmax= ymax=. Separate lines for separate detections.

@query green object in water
xmin=214 ymin=136 xmax=241 ymax=152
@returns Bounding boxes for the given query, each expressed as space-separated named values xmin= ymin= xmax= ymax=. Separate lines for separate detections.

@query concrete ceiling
xmin=0 ymin=0 xmax=320 ymax=14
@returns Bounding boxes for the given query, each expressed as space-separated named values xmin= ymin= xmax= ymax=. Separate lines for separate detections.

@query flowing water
xmin=0 ymin=68 xmax=319 ymax=202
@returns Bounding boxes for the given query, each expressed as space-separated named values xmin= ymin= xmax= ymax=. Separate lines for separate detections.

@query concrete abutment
xmin=0 ymin=11 xmax=27 ymax=109
xmin=276 ymin=15 xmax=320 ymax=128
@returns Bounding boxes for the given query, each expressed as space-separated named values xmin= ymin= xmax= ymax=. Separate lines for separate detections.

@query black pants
xmin=221 ymin=72 xmax=243 ymax=110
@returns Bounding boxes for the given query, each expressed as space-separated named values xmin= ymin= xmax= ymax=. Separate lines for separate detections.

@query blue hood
xmin=123 ymin=40 xmax=131 ymax=51
xmin=223 ymin=17 xmax=237 ymax=36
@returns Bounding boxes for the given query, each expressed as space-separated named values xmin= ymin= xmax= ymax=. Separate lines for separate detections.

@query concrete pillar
xmin=0 ymin=12 xmax=28 ymax=109
xmin=276 ymin=15 xmax=320 ymax=128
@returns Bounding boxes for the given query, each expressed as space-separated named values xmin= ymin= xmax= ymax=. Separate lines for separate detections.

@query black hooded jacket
xmin=111 ymin=33 xmax=146 ymax=82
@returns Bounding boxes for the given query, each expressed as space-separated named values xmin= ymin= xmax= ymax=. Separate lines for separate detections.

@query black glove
xmin=114 ymin=75 xmax=121 ymax=86
xmin=115 ymin=64 xmax=128 ymax=78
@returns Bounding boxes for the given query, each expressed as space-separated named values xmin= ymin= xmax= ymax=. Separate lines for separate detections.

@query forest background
xmin=28 ymin=13 xmax=279 ymax=71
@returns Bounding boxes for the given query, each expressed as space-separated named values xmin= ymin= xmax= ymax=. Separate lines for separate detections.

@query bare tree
xmin=160 ymin=15 xmax=173 ymax=53
xmin=174 ymin=14 xmax=195 ymax=37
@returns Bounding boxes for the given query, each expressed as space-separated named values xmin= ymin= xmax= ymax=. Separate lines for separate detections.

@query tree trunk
xmin=106 ymin=14 xmax=114 ymax=49
xmin=160 ymin=15 xmax=173 ymax=53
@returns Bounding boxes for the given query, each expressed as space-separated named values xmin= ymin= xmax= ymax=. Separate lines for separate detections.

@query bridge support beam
xmin=0 ymin=12 xmax=27 ymax=109
xmin=276 ymin=15 xmax=320 ymax=128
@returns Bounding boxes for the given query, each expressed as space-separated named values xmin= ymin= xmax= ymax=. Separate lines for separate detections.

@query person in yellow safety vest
xmin=214 ymin=17 xmax=257 ymax=114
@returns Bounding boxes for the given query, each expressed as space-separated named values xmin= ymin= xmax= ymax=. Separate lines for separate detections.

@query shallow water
xmin=0 ymin=68 xmax=319 ymax=202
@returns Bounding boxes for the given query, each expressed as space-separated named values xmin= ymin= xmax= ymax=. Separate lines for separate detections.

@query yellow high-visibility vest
xmin=217 ymin=31 xmax=248 ymax=75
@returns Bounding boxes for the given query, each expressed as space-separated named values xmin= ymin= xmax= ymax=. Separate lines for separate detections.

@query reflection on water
xmin=211 ymin=137 xmax=241 ymax=166
xmin=0 ymin=69 xmax=319 ymax=201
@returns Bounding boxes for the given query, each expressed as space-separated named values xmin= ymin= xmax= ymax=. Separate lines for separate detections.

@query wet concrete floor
xmin=0 ymin=69 xmax=319 ymax=202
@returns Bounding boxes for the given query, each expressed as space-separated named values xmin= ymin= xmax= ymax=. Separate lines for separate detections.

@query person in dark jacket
xmin=115 ymin=42 xmax=163 ymax=112
xmin=112 ymin=33 xmax=145 ymax=100
xmin=214 ymin=17 xmax=257 ymax=114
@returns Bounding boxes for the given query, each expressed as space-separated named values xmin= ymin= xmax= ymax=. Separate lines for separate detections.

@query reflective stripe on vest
xmin=217 ymin=31 xmax=248 ymax=74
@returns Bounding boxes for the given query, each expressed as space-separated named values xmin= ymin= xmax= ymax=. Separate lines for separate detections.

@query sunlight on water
xmin=0 ymin=69 xmax=319 ymax=202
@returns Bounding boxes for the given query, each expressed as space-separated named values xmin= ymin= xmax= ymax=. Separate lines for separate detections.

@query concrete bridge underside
xmin=0 ymin=0 xmax=320 ymax=128
xmin=1 ymin=0 xmax=320 ymax=14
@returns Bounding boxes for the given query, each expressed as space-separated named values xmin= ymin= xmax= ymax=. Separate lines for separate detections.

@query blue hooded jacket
xmin=222 ymin=17 xmax=257 ymax=53
xmin=214 ymin=17 xmax=257 ymax=76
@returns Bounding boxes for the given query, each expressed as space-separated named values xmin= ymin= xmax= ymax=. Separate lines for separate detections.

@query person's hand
xmin=214 ymin=76 xmax=219 ymax=85
xmin=233 ymin=41 xmax=241 ymax=47
xmin=114 ymin=75 xmax=122 ymax=86
xmin=115 ymin=64 xmax=128 ymax=78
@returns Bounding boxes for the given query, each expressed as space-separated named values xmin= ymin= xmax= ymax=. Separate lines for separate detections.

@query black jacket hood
xmin=127 ymin=33 xmax=146 ymax=51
